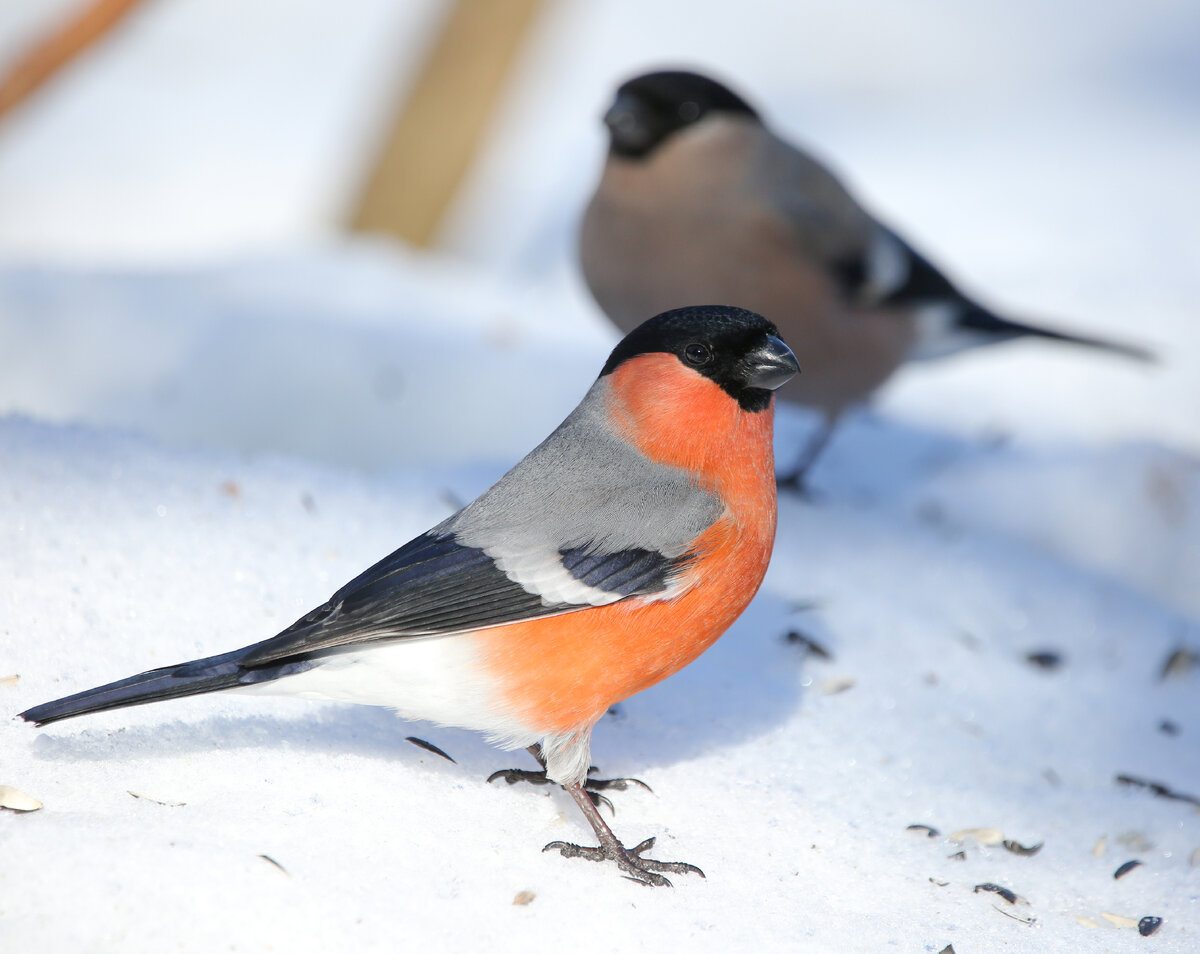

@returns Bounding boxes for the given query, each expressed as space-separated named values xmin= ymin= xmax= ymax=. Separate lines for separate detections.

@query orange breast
xmin=473 ymin=357 xmax=778 ymax=735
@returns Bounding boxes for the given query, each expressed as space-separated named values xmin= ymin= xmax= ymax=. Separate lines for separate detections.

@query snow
xmin=2 ymin=0 xmax=1199 ymax=951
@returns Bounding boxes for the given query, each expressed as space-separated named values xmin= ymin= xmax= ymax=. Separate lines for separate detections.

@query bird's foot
xmin=486 ymin=766 xmax=554 ymax=787
xmin=543 ymin=835 xmax=704 ymax=887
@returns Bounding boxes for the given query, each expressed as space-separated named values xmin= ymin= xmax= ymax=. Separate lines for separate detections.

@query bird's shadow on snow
xmin=586 ymin=592 xmax=809 ymax=775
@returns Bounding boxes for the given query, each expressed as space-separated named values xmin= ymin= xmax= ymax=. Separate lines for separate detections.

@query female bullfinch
xmin=20 ymin=305 xmax=799 ymax=886
xmin=581 ymin=71 xmax=1151 ymax=490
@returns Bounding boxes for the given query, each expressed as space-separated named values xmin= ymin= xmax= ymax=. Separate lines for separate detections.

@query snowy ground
xmin=2 ymin=1 xmax=1199 ymax=951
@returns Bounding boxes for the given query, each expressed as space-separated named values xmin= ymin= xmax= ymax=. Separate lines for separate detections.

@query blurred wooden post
xmin=0 ymin=0 xmax=150 ymax=121
xmin=349 ymin=0 xmax=548 ymax=247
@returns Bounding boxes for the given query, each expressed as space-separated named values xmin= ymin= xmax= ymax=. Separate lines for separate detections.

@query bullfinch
xmin=580 ymin=70 xmax=1152 ymax=489
xmin=19 ymin=305 xmax=799 ymax=887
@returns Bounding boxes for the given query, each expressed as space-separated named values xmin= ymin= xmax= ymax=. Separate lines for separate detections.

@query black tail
xmin=18 ymin=646 xmax=315 ymax=727
xmin=876 ymin=234 xmax=1155 ymax=363
xmin=957 ymin=305 xmax=1156 ymax=363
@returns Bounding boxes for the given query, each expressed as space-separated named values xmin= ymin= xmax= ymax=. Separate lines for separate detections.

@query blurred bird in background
xmin=580 ymin=69 xmax=1153 ymax=491
xmin=19 ymin=305 xmax=799 ymax=887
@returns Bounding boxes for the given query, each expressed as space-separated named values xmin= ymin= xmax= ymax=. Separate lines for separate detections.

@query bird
xmin=18 ymin=304 xmax=799 ymax=887
xmin=579 ymin=69 xmax=1153 ymax=490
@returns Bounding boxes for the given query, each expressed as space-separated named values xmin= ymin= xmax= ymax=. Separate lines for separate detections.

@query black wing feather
xmin=558 ymin=545 xmax=687 ymax=597
xmin=239 ymin=532 xmax=569 ymax=666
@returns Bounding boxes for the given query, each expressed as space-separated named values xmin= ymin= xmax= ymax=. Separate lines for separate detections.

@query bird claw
xmin=543 ymin=835 xmax=705 ymax=887
xmin=487 ymin=765 xmax=652 ymax=802
xmin=583 ymin=768 xmax=653 ymax=795
xmin=486 ymin=767 xmax=553 ymax=787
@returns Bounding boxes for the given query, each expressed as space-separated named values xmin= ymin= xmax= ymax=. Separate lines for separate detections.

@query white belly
xmin=236 ymin=635 xmax=540 ymax=751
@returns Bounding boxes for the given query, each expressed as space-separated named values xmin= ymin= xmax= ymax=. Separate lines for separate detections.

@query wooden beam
xmin=0 ymin=0 xmax=151 ymax=122
xmin=349 ymin=0 xmax=548 ymax=247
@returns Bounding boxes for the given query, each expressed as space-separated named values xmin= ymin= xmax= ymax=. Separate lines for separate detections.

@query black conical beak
xmin=744 ymin=334 xmax=800 ymax=390
xmin=603 ymin=91 xmax=656 ymax=157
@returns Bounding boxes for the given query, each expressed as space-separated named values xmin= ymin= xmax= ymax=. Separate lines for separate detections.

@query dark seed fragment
xmin=1161 ymin=646 xmax=1197 ymax=680
xmin=907 ymin=824 xmax=940 ymax=838
xmin=993 ymin=906 xmax=1036 ymax=925
xmin=785 ymin=629 xmax=832 ymax=659
xmin=974 ymin=882 xmax=1018 ymax=904
xmin=1002 ymin=839 xmax=1043 ymax=857
xmin=259 ymin=854 xmax=289 ymax=875
xmin=1138 ymin=916 xmax=1162 ymax=937
xmin=1158 ymin=719 xmax=1180 ymax=736
xmin=1025 ymin=650 xmax=1062 ymax=670
xmin=1114 ymin=859 xmax=1143 ymax=879
xmin=127 ymin=790 xmax=185 ymax=807
xmin=1116 ymin=773 xmax=1200 ymax=808
xmin=406 ymin=736 xmax=456 ymax=763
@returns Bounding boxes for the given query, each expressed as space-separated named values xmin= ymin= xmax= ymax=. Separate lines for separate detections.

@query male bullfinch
xmin=580 ymin=70 xmax=1153 ymax=490
xmin=19 ymin=305 xmax=799 ymax=887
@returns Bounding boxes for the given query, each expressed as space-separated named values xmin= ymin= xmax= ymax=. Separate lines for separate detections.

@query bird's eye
xmin=683 ymin=342 xmax=712 ymax=367
xmin=678 ymin=101 xmax=701 ymax=122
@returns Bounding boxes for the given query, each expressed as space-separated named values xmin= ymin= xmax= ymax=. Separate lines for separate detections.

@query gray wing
xmin=241 ymin=379 xmax=722 ymax=667
xmin=759 ymin=128 xmax=947 ymax=308
xmin=447 ymin=377 xmax=724 ymax=604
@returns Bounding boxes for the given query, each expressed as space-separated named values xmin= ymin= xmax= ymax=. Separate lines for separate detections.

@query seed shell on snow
xmin=0 ymin=785 xmax=42 ymax=812
xmin=258 ymin=854 xmax=289 ymax=875
xmin=818 ymin=676 xmax=856 ymax=695
xmin=1024 ymin=650 xmax=1062 ymax=670
xmin=993 ymin=906 xmax=1036 ymax=925
xmin=973 ymin=883 xmax=1023 ymax=905
xmin=1002 ymin=839 xmax=1043 ymax=857
xmin=1116 ymin=831 xmax=1155 ymax=852
xmin=128 ymin=790 xmax=186 ymax=807
xmin=1160 ymin=645 xmax=1197 ymax=680
xmin=950 ymin=827 xmax=1004 ymax=846
xmin=1138 ymin=916 xmax=1163 ymax=937
xmin=405 ymin=737 xmax=456 ymax=763
xmin=1101 ymin=912 xmax=1139 ymax=929
xmin=785 ymin=629 xmax=832 ymax=659
xmin=1115 ymin=773 xmax=1200 ymax=808
xmin=906 ymin=824 xmax=939 ymax=838
xmin=1158 ymin=719 xmax=1180 ymax=736
xmin=1113 ymin=859 xmax=1143 ymax=880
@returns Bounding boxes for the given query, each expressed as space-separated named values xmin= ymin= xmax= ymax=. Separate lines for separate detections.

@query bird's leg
xmin=777 ymin=414 xmax=838 ymax=495
xmin=487 ymin=744 xmax=650 ymax=811
xmin=544 ymin=781 xmax=704 ymax=887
